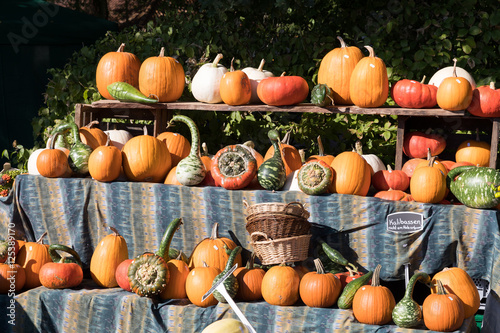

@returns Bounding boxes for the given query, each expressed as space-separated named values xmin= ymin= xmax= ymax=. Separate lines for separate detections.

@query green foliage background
xmin=31 ymin=0 xmax=500 ymax=167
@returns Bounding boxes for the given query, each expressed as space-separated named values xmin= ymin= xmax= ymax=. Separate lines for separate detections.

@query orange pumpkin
xmin=188 ymin=223 xmax=242 ymax=271
xmin=349 ymin=46 xmax=389 ymax=108
xmin=36 ymin=136 xmax=71 ymax=178
xmin=374 ymin=189 xmax=413 ymax=201
xmin=96 ymin=43 xmax=141 ymax=100
xmin=455 ymin=133 xmax=490 ymax=167
xmin=185 ymin=262 xmax=221 ymax=307
xmin=0 ymin=263 xmax=25 ymax=293
xmin=424 ymin=280 xmax=465 ymax=331
xmin=401 ymin=157 xmax=425 ymax=180
xmin=219 ymin=58 xmax=252 ymax=106
xmin=299 ymin=259 xmax=342 ymax=308
xmin=329 ymin=151 xmax=371 ymax=196
xmin=318 ymin=36 xmax=364 ymax=105
xmin=164 ymin=166 xmax=182 ymax=185
xmin=410 ymin=157 xmax=447 ymax=203
xmin=233 ymin=253 xmax=265 ymax=302
xmin=306 ymin=136 xmax=335 ymax=165
xmin=436 ymin=58 xmax=473 ymax=111
xmin=261 ymin=264 xmax=300 ymax=306
xmin=121 ymin=135 xmax=172 ymax=183
xmin=257 ymin=73 xmax=309 ymax=106
xmin=79 ymin=121 xmax=108 ymax=150
xmin=160 ymin=255 xmax=190 ymax=300
xmin=88 ymin=136 xmax=122 ymax=182
xmin=467 ymin=82 xmax=500 ymax=117
xmin=157 ymin=131 xmax=191 ymax=167
xmin=371 ymin=165 xmax=410 ymax=191
xmin=264 ymin=131 xmax=302 ymax=177
xmin=138 ymin=47 xmax=185 ymax=102
xmin=15 ymin=232 xmax=51 ymax=289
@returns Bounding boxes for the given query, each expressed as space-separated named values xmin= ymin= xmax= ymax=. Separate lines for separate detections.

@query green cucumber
xmin=258 ymin=129 xmax=286 ymax=191
xmin=392 ymin=272 xmax=431 ymax=328
xmin=337 ymin=269 xmax=373 ymax=309
xmin=107 ymin=82 xmax=159 ymax=103
xmin=447 ymin=166 xmax=500 ymax=208
xmin=212 ymin=245 xmax=242 ymax=303
xmin=168 ymin=115 xmax=206 ymax=186
xmin=310 ymin=83 xmax=333 ymax=107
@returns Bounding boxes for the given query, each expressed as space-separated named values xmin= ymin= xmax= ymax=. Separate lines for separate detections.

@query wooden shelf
xmin=75 ymin=101 xmax=499 ymax=169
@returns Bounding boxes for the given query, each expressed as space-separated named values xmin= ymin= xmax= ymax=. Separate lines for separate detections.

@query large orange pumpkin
xmin=261 ymin=264 xmax=300 ymax=306
xmin=15 ymin=232 xmax=51 ymax=289
xmin=138 ymin=47 xmax=185 ymax=102
xmin=455 ymin=133 xmax=490 ymax=167
xmin=188 ymin=223 xmax=242 ymax=271
xmin=219 ymin=58 xmax=252 ymax=106
xmin=157 ymin=132 xmax=191 ymax=167
xmin=317 ymin=36 xmax=364 ymax=105
xmin=121 ymin=135 xmax=172 ymax=182
xmin=96 ymin=43 xmax=141 ymax=100
xmin=349 ymin=46 xmax=389 ymax=108
xmin=436 ymin=58 xmax=473 ymax=111
xmin=329 ymin=151 xmax=371 ymax=196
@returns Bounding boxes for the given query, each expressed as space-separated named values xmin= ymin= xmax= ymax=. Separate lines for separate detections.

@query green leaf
xmin=457 ymin=28 xmax=469 ymax=37
xmin=414 ymin=50 xmax=425 ymax=61
xmin=469 ymin=26 xmax=481 ymax=36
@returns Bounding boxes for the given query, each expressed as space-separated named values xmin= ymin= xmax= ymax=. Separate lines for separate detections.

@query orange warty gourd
xmin=157 ymin=132 xmax=191 ymax=167
xmin=436 ymin=58 xmax=473 ymax=111
xmin=329 ymin=151 xmax=371 ymax=196
xmin=410 ymin=157 xmax=447 ymax=203
xmin=139 ymin=47 xmax=185 ymax=102
xmin=318 ymin=36 xmax=364 ymax=105
xmin=188 ymin=223 xmax=242 ymax=271
xmin=261 ymin=264 xmax=300 ymax=306
xmin=430 ymin=267 xmax=480 ymax=319
xmin=79 ymin=121 xmax=108 ymax=150
xmin=15 ymin=232 xmax=51 ymax=289
xmin=424 ymin=280 xmax=465 ymax=331
xmin=121 ymin=135 xmax=172 ymax=183
xmin=264 ymin=131 xmax=302 ymax=177
xmin=219 ymin=58 xmax=252 ymax=106
xmin=88 ymin=136 xmax=123 ymax=182
xmin=299 ymin=259 xmax=342 ymax=308
xmin=90 ymin=227 xmax=129 ymax=288
xmin=185 ymin=262 xmax=221 ymax=307
xmin=455 ymin=132 xmax=490 ymax=167
xmin=349 ymin=46 xmax=389 ymax=108
xmin=96 ymin=43 xmax=141 ymax=100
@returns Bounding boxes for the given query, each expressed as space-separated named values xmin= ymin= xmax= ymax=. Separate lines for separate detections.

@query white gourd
xmin=242 ymin=59 xmax=274 ymax=104
xmin=191 ymin=53 xmax=228 ymax=104
xmin=104 ymin=129 xmax=133 ymax=150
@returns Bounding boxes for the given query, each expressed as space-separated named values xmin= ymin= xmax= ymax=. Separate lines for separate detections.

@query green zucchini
xmin=310 ymin=83 xmax=333 ymax=107
xmin=337 ymin=268 xmax=373 ymax=309
xmin=392 ymin=271 xmax=431 ymax=328
xmin=212 ymin=245 xmax=242 ymax=303
xmin=319 ymin=240 xmax=357 ymax=271
xmin=447 ymin=165 xmax=500 ymax=208
xmin=168 ymin=115 xmax=206 ymax=185
xmin=258 ymin=129 xmax=286 ymax=191
xmin=107 ymin=82 xmax=159 ymax=103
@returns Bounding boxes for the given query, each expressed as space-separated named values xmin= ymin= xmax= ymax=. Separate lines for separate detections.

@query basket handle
xmin=243 ymin=200 xmax=249 ymax=208
xmin=284 ymin=201 xmax=306 ymax=212
xmin=251 ymin=231 xmax=270 ymax=242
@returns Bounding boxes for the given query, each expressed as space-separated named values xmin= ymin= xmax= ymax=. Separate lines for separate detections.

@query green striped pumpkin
xmin=258 ymin=129 xmax=286 ymax=191
xmin=392 ymin=272 xmax=431 ymax=328
xmin=447 ymin=165 xmax=500 ymax=208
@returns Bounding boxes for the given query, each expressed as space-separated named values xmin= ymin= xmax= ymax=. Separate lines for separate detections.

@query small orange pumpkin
xmin=160 ymin=252 xmax=190 ymax=300
xmin=185 ymin=262 xmax=221 ymax=307
xmin=410 ymin=156 xmax=447 ymax=203
xmin=157 ymin=131 xmax=191 ymax=167
xmin=233 ymin=253 xmax=266 ymax=302
xmin=261 ymin=263 xmax=300 ymax=306
xmin=88 ymin=135 xmax=122 ymax=182
xmin=0 ymin=263 xmax=25 ymax=293
xmin=436 ymin=58 xmax=473 ymax=111
xmin=424 ymin=280 xmax=465 ymax=331
xmin=219 ymin=58 xmax=252 ymax=106
xmin=306 ymin=136 xmax=335 ymax=165
xmin=79 ymin=121 xmax=108 ymax=150
xmin=372 ymin=165 xmax=410 ymax=191
xmin=15 ymin=232 xmax=51 ymax=289
xmin=455 ymin=131 xmax=490 ymax=167
xmin=299 ymin=259 xmax=342 ymax=308
xmin=36 ymin=134 xmax=71 ymax=178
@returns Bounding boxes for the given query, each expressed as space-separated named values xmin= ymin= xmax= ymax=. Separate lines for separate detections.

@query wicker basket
xmin=251 ymin=232 xmax=311 ymax=265
xmin=243 ymin=200 xmax=310 ymax=219
xmin=245 ymin=212 xmax=311 ymax=239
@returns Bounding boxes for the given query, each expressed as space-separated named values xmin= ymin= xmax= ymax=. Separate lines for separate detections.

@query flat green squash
xmin=447 ymin=166 xmax=500 ymax=209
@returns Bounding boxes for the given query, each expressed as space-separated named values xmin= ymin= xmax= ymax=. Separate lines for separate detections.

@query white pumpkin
xmin=104 ymin=129 xmax=133 ymax=150
xmin=282 ymin=169 xmax=302 ymax=192
xmin=201 ymin=318 xmax=249 ymax=333
xmin=428 ymin=64 xmax=476 ymax=89
xmin=354 ymin=141 xmax=386 ymax=176
xmin=191 ymin=53 xmax=228 ymax=104
xmin=242 ymin=59 xmax=274 ymax=104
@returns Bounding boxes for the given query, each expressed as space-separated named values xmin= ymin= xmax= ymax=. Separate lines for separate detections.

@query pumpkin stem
xmin=354 ymin=140 xmax=363 ymax=155
xmin=212 ymin=53 xmax=223 ymax=67
xmin=85 ymin=120 xmax=100 ymax=129
xmin=387 ymin=164 xmax=393 ymax=172
xmin=246 ymin=252 xmax=256 ymax=270
xmin=371 ymin=264 xmax=382 ymax=287
xmin=426 ymin=147 xmax=432 ymax=161
xmin=364 ymin=45 xmax=375 ymax=58
xmin=490 ymin=82 xmax=496 ymax=89
xmin=299 ymin=149 xmax=306 ymax=163
xmin=257 ymin=59 xmax=266 ymax=72
xmin=159 ymin=47 xmax=165 ymax=57
xmin=143 ymin=125 xmax=148 ymax=136
xmin=452 ymin=58 xmax=458 ymax=77
xmin=210 ymin=223 xmax=220 ymax=240
xmin=347 ymin=262 xmax=359 ymax=273
xmin=282 ymin=131 xmax=291 ymax=145
xmin=420 ymin=75 xmax=427 ymax=84
xmin=104 ymin=133 xmax=111 ymax=147
xmin=116 ymin=43 xmax=125 ymax=52
xmin=435 ymin=279 xmax=448 ymax=295
xmin=230 ymin=57 xmax=235 ymax=72
xmin=201 ymin=142 xmax=210 ymax=156
xmin=317 ymin=136 xmax=325 ymax=157
xmin=176 ymin=250 xmax=184 ymax=261
xmin=280 ymin=72 xmax=286 ymax=77
xmin=36 ymin=231 xmax=48 ymax=244
xmin=337 ymin=36 xmax=347 ymax=48
xmin=313 ymin=258 xmax=327 ymax=274
xmin=428 ymin=155 xmax=437 ymax=167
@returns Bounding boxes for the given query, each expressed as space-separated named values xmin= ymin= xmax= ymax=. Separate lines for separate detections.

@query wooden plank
xmin=395 ymin=116 xmax=408 ymax=170
xmin=490 ymin=119 xmax=499 ymax=168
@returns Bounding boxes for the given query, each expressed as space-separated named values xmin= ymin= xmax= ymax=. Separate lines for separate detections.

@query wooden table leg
xmin=489 ymin=118 xmax=499 ymax=169
xmin=395 ymin=116 xmax=408 ymax=170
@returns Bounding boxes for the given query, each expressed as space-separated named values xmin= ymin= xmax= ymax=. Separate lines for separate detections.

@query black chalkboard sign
xmin=386 ymin=212 xmax=424 ymax=233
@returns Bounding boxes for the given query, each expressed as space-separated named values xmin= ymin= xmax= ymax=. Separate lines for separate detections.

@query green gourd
xmin=212 ymin=245 xmax=242 ymax=303
xmin=392 ymin=271 xmax=431 ymax=328
xmin=48 ymin=244 xmax=83 ymax=266
xmin=51 ymin=122 xmax=93 ymax=176
xmin=168 ymin=115 xmax=207 ymax=186
xmin=447 ymin=165 xmax=500 ymax=208
xmin=297 ymin=160 xmax=333 ymax=195
xmin=258 ymin=129 xmax=286 ymax=191
xmin=128 ymin=218 xmax=183 ymax=297
xmin=310 ymin=83 xmax=334 ymax=107
xmin=107 ymin=82 xmax=159 ymax=103
xmin=337 ymin=269 xmax=374 ymax=309
xmin=319 ymin=240 xmax=357 ymax=272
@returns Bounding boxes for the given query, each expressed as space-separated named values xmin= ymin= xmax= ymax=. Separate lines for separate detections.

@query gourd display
xmin=211 ymin=145 xmax=257 ymax=190
xmin=467 ymin=82 xmax=500 ymax=117
xmin=352 ymin=265 xmax=395 ymax=325
xmin=157 ymin=131 xmax=191 ymax=167
xmin=257 ymin=73 xmax=309 ymax=106
xmin=90 ymin=227 xmax=129 ymax=288
xmin=310 ymin=83 xmax=333 ymax=107
xmin=392 ymin=271 xmax=431 ymax=328
xmin=212 ymin=246 xmax=242 ymax=303
xmin=15 ymin=232 xmax=51 ymax=289
xmin=39 ymin=244 xmax=83 ymax=289
xmin=391 ymin=76 xmax=438 ymax=109
xmin=138 ymin=47 xmax=185 ymax=102
xmin=455 ymin=132 xmax=490 ymax=167
xmin=88 ymin=135 xmax=122 ymax=182
xmin=296 ymin=159 xmax=333 ymax=195
xmin=160 ymin=251 xmax=190 ymax=300
xmin=96 ymin=43 xmax=141 ymax=100
xmin=168 ymin=115 xmax=206 ymax=185
xmin=263 ymin=131 xmax=302 ymax=177
xmin=107 ymin=81 xmax=159 ymax=103
xmin=121 ymin=134 xmax=172 ymax=183
xmin=447 ymin=166 xmax=500 ymax=208
xmin=242 ymin=59 xmax=274 ymax=104
xmin=201 ymin=318 xmax=249 ymax=333
xmin=402 ymin=130 xmax=446 ymax=159
xmin=219 ymin=58 xmax=252 ymax=106
xmin=128 ymin=218 xmax=182 ymax=297
xmin=423 ymin=280 xmax=465 ymax=332
xmin=0 ymin=262 xmax=25 ymax=293
xmin=436 ymin=58 xmax=473 ymax=111
xmin=261 ymin=263 xmax=300 ymax=306
xmin=299 ymin=259 xmax=342 ymax=308
xmin=79 ymin=121 xmax=108 ymax=150
xmin=191 ymin=53 xmax=228 ymax=103
xmin=36 ymin=133 xmax=71 ymax=178
xmin=317 ymin=36 xmax=363 ymax=105
xmin=329 ymin=151 xmax=371 ymax=196
xmin=410 ymin=156 xmax=447 ymax=203
xmin=233 ymin=253 xmax=265 ymax=302
xmin=430 ymin=267 xmax=480 ymax=318
xmin=185 ymin=262 xmax=221 ymax=307
xmin=258 ymin=129 xmax=287 ymax=191
xmin=349 ymin=46 xmax=389 ymax=108
xmin=188 ymin=223 xmax=242 ymax=271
